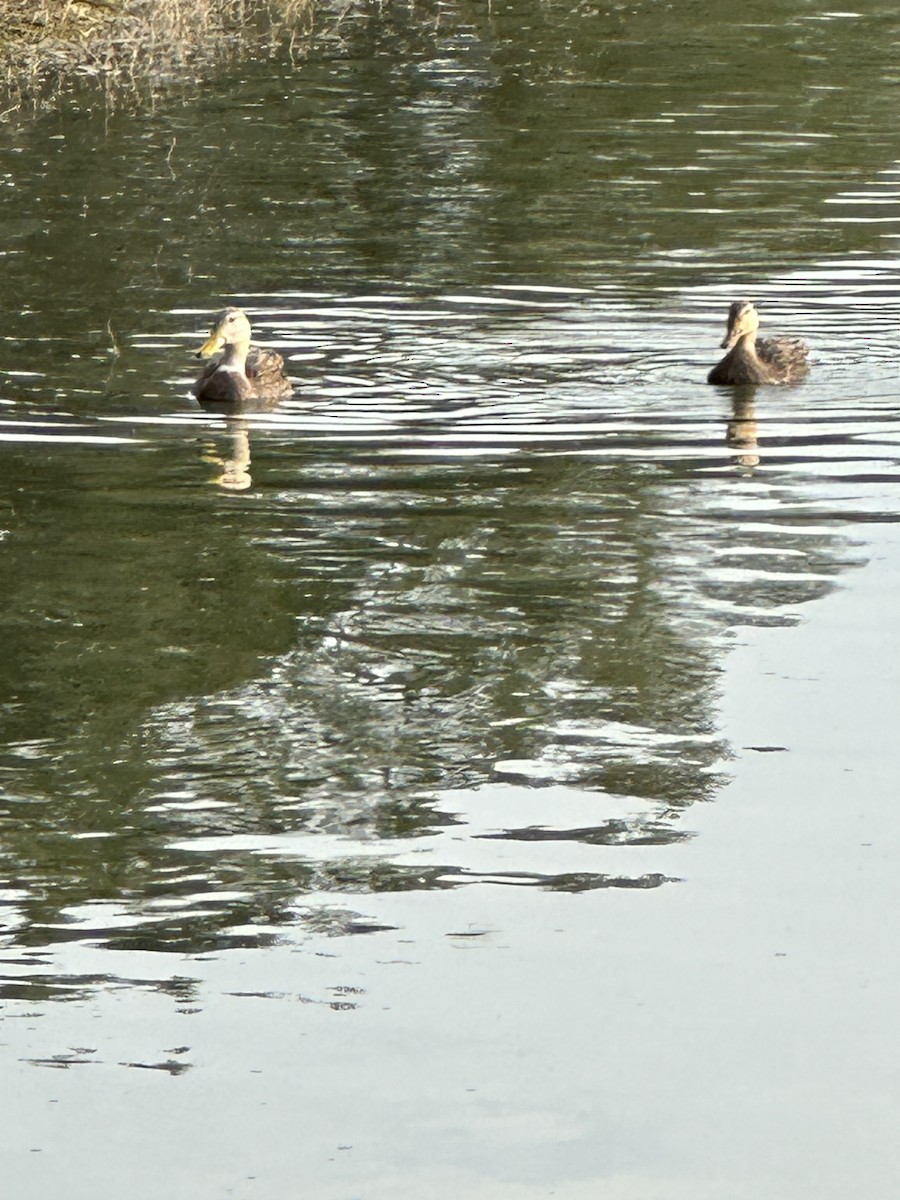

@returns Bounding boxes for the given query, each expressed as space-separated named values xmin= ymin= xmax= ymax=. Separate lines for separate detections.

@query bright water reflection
xmin=3 ymin=2 xmax=900 ymax=1196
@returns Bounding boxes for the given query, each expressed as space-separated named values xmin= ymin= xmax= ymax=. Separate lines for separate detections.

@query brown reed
xmin=0 ymin=0 xmax=314 ymax=112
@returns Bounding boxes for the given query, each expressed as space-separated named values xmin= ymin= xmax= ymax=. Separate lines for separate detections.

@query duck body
xmin=193 ymin=307 xmax=293 ymax=403
xmin=707 ymin=300 xmax=808 ymax=386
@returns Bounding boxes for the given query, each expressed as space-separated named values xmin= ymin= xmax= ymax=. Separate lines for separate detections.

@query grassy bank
xmin=0 ymin=0 xmax=313 ymax=110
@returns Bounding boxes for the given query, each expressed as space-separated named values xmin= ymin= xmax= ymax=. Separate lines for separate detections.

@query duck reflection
xmin=197 ymin=393 xmax=281 ymax=491
xmin=726 ymin=393 xmax=760 ymax=469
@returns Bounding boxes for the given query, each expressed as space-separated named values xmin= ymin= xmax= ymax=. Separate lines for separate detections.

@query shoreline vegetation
xmin=0 ymin=0 xmax=314 ymax=112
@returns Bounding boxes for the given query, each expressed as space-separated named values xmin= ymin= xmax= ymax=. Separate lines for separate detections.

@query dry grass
xmin=0 ymin=0 xmax=314 ymax=111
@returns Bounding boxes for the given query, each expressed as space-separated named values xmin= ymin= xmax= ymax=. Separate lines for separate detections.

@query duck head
xmin=196 ymin=307 xmax=253 ymax=359
xmin=720 ymin=300 xmax=760 ymax=349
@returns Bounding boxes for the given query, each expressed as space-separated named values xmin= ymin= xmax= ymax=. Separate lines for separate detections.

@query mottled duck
xmin=707 ymin=300 xmax=809 ymax=386
xmin=193 ymin=307 xmax=292 ymax=403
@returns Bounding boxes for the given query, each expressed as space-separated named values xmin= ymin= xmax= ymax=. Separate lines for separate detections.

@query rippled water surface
xmin=4 ymin=2 xmax=900 ymax=1197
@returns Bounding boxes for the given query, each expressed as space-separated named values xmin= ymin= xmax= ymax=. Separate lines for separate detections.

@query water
xmin=3 ymin=1 xmax=900 ymax=1196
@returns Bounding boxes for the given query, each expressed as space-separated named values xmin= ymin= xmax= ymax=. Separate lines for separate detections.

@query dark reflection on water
xmin=0 ymin=0 xmax=897 ymax=997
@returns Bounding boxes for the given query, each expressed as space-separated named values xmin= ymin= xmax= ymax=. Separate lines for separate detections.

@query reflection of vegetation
xmin=0 ymin=408 xmax=856 ymax=971
xmin=307 ymin=0 xmax=900 ymax=287
xmin=0 ymin=0 xmax=877 ymax=981
xmin=0 ymin=0 xmax=894 ymax=389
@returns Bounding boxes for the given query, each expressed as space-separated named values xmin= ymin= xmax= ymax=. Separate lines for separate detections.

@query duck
xmin=707 ymin=300 xmax=809 ymax=385
xmin=192 ymin=307 xmax=293 ymax=403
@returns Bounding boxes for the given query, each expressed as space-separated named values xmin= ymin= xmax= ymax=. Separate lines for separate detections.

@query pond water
xmin=3 ymin=1 xmax=900 ymax=1196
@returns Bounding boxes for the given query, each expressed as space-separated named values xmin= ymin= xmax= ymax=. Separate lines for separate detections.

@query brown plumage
xmin=193 ymin=307 xmax=293 ymax=403
xmin=707 ymin=300 xmax=809 ymax=386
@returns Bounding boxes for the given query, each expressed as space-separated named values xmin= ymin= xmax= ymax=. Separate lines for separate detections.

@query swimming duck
xmin=707 ymin=300 xmax=809 ymax=386
xmin=193 ymin=307 xmax=292 ymax=403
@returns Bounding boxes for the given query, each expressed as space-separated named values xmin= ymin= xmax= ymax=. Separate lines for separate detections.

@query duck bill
xmin=720 ymin=305 xmax=756 ymax=350
xmin=721 ymin=319 xmax=751 ymax=349
xmin=195 ymin=332 xmax=224 ymax=359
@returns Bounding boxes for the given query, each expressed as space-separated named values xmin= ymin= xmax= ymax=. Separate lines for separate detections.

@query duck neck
xmin=220 ymin=340 xmax=249 ymax=372
xmin=734 ymin=330 xmax=758 ymax=355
